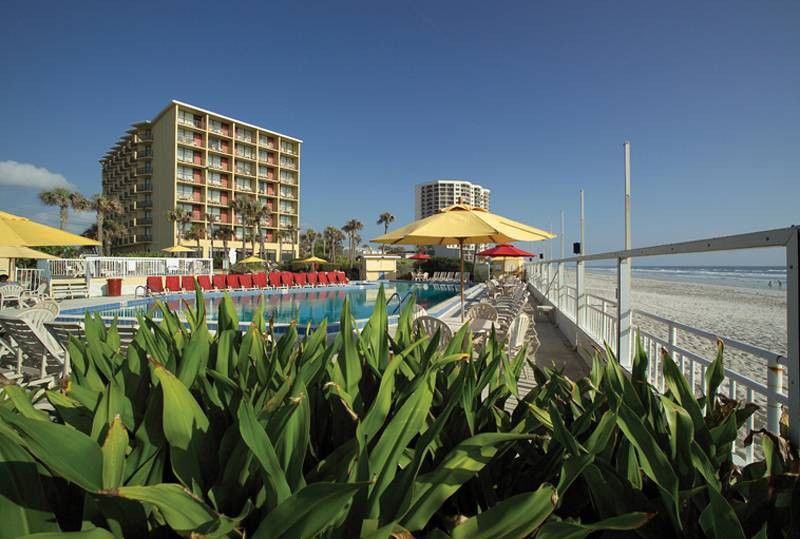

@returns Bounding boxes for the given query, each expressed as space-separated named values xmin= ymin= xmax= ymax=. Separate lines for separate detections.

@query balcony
xmin=236 ymin=184 xmax=254 ymax=193
xmin=178 ymin=116 xmax=204 ymax=129
xmin=177 ymin=176 xmax=203 ymax=185
xmin=136 ymin=182 xmax=152 ymax=192
xmin=208 ymin=162 xmax=230 ymax=172
xmin=138 ymin=131 xmax=153 ymax=141
xmin=139 ymin=217 xmax=153 ymax=225
xmin=235 ymin=131 xmax=254 ymax=143
xmin=209 ymin=143 xmax=230 ymax=154
xmin=135 ymin=167 xmax=152 ymax=176
xmin=177 ymin=193 xmax=195 ymax=202
xmin=280 ymin=161 xmax=297 ymax=170
xmin=235 ymin=167 xmax=255 ymax=176
xmin=177 ymin=135 xmax=203 ymax=148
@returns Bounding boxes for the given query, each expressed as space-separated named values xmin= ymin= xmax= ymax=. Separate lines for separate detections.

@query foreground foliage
xmin=0 ymin=286 xmax=797 ymax=538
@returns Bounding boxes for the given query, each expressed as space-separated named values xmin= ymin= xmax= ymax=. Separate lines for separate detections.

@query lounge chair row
xmin=146 ymin=271 xmax=350 ymax=295
xmin=429 ymin=272 xmax=470 ymax=282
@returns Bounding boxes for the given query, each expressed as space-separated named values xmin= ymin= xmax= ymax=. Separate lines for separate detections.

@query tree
xmin=285 ymin=224 xmax=297 ymax=259
xmin=38 ymin=188 xmax=85 ymax=230
xmin=377 ymin=212 xmax=395 ymax=253
xmin=341 ymin=219 xmax=364 ymax=268
xmin=83 ymin=218 xmax=127 ymax=256
xmin=89 ymin=195 xmax=123 ymax=256
xmin=231 ymin=196 xmax=260 ymax=256
xmin=299 ymin=228 xmax=318 ymax=257
xmin=255 ymin=203 xmax=271 ymax=257
xmin=205 ymin=212 xmax=219 ymax=260
xmin=185 ymin=223 xmax=205 ymax=254
xmin=215 ymin=227 xmax=233 ymax=269
xmin=167 ymin=208 xmax=191 ymax=245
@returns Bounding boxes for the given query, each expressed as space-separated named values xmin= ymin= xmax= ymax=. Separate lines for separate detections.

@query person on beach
xmin=768 ymin=281 xmax=772 ymax=288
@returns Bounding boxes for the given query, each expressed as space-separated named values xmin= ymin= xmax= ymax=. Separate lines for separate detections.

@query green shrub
xmin=0 ymin=287 xmax=796 ymax=538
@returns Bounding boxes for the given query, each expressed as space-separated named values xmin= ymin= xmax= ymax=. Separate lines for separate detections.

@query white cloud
xmin=0 ymin=160 xmax=74 ymax=190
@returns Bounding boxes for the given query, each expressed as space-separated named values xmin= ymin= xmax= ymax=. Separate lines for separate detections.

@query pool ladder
xmin=387 ymin=291 xmax=414 ymax=314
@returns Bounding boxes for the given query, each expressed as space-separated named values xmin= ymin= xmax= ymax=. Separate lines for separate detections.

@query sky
xmin=0 ymin=0 xmax=797 ymax=265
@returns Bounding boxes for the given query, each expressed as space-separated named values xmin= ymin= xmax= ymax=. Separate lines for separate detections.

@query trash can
xmin=106 ymin=277 xmax=122 ymax=297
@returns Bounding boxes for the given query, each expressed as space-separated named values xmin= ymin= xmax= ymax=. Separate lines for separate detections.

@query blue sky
xmin=1 ymin=1 xmax=797 ymax=264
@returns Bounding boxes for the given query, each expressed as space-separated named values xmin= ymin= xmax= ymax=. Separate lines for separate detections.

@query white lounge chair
xmin=20 ymin=283 xmax=52 ymax=307
xmin=0 ymin=309 xmax=63 ymax=384
xmin=413 ymin=315 xmax=453 ymax=347
xmin=0 ymin=283 xmax=24 ymax=309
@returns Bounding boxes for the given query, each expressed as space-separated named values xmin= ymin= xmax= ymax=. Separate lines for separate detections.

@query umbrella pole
xmin=459 ymin=239 xmax=465 ymax=321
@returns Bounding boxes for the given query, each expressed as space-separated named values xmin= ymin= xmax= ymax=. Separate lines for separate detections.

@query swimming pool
xmin=61 ymin=281 xmax=461 ymax=327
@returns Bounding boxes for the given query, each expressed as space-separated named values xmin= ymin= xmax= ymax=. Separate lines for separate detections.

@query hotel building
xmin=100 ymin=100 xmax=301 ymax=260
xmin=414 ymin=180 xmax=491 ymax=259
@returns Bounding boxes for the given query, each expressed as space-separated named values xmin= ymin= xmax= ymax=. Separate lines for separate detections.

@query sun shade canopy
xmin=0 ymin=245 xmax=59 ymax=259
xmin=476 ymin=244 xmax=535 ymax=258
xmin=239 ymin=255 xmax=266 ymax=264
xmin=299 ymin=256 xmax=327 ymax=264
xmin=0 ymin=210 xmax=99 ymax=247
xmin=408 ymin=252 xmax=432 ymax=260
xmin=371 ymin=204 xmax=554 ymax=246
xmin=161 ymin=245 xmax=195 ymax=253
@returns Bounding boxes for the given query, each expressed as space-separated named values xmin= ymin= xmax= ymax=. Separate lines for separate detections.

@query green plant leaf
xmin=699 ymin=484 xmax=746 ymax=539
xmin=252 ymin=482 xmax=365 ymax=539
xmin=237 ymin=399 xmax=291 ymax=505
xmin=112 ymin=483 xmax=222 ymax=534
xmin=450 ymin=484 xmax=557 ymax=539
xmin=403 ymin=433 xmax=533 ymax=531
xmin=101 ymin=414 xmax=128 ymax=489
xmin=537 ymin=512 xmax=655 ymax=539
xmin=16 ymin=528 xmax=115 ymax=538
xmin=0 ymin=408 xmax=102 ymax=492
xmin=151 ymin=363 xmax=209 ymax=450
xmin=1 ymin=385 xmax=48 ymax=421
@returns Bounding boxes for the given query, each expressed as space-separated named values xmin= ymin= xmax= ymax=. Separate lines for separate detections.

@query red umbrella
xmin=476 ymin=244 xmax=535 ymax=258
xmin=408 ymin=252 xmax=432 ymax=260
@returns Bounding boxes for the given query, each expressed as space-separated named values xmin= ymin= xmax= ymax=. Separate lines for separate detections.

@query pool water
xmin=86 ymin=282 xmax=459 ymax=326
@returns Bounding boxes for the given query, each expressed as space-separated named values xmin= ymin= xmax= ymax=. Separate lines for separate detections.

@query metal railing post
xmin=767 ymin=355 xmax=785 ymax=434
xmin=617 ymin=142 xmax=633 ymax=367
xmin=786 ymin=227 xmax=799 ymax=446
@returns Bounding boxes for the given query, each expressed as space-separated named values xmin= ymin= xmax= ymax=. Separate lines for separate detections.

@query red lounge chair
xmin=336 ymin=271 xmax=349 ymax=285
xmin=226 ymin=274 xmax=241 ymax=290
xmin=213 ymin=274 xmax=227 ymax=290
xmin=326 ymin=271 xmax=339 ymax=286
xmin=294 ymin=272 xmax=308 ymax=287
xmin=197 ymin=275 xmax=213 ymax=291
xmin=281 ymin=271 xmax=295 ymax=288
xmin=307 ymin=272 xmax=319 ymax=287
xmin=165 ymin=275 xmax=181 ymax=293
xmin=318 ymin=272 xmax=330 ymax=286
xmin=239 ymin=274 xmax=254 ymax=289
xmin=181 ymin=275 xmax=196 ymax=291
xmin=254 ymin=272 xmax=268 ymax=289
xmin=269 ymin=271 xmax=283 ymax=288
xmin=146 ymin=276 xmax=165 ymax=295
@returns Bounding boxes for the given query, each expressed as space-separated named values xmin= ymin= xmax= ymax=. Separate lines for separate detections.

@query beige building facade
xmin=101 ymin=100 xmax=302 ymax=261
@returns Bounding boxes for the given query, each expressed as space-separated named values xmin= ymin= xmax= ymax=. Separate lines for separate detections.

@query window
xmin=279 ymin=170 xmax=295 ymax=183
xmin=236 ymin=177 xmax=253 ymax=191
xmin=177 ymin=165 xmax=194 ymax=181
xmin=209 ymin=119 xmax=229 ymax=135
xmin=207 ymin=189 xmax=221 ymax=204
xmin=259 ymin=134 xmax=275 ymax=148
xmin=280 ymin=141 xmax=295 ymax=154
xmin=177 ymin=184 xmax=194 ymax=201
xmin=178 ymin=110 xmax=202 ymax=127
xmin=236 ymin=161 xmax=253 ymax=175
xmin=208 ymin=171 xmax=227 ymax=186
xmin=177 ymin=146 xmax=196 ymax=163
xmin=279 ymin=216 xmax=293 ymax=227
xmin=235 ymin=127 xmax=253 ymax=142
xmin=177 ymin=202 xmax=193 ymax=213
xmin=280 ymin=156 xmax=296 ymax=169
xmin=235 ymin=227 xmax=245 ymax=240
xmin=207 ymin=205 xmax=221 ymax=218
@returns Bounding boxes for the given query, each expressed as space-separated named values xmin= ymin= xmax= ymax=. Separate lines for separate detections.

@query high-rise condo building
xmin=100 ymin=100 xmax=301 ymax=261
xmin=414 ymin=180 xmax=491 ymax=258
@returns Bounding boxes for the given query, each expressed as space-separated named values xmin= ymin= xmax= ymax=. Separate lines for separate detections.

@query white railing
xmin=15 ymin=268 xmax=45 ymax=291
xmin=525 ymin=225 xmax=799 ymax=461
xmin=41 ymin=257 xmax=213 ymax=279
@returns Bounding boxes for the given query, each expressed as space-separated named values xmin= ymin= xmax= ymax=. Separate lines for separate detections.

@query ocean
xmin=585 ymin=266 xmax=787 ymax=290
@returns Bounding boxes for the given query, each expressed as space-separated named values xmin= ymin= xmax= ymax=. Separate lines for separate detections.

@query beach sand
xmin=562 ymin=269 xmax=787 ymax=441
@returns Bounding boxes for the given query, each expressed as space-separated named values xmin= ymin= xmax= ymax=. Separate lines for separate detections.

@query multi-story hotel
xmin=414 ymin=179 xmax=491 ymax=259
xmin=415 ymin=179 xmax=490 ymax=220
xmin=101 ymin=100 xmax=301 ymax=261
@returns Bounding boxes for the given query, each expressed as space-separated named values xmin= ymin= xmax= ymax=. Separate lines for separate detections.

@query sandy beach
xmin=564 ymin=269 xmax=787 ymax=389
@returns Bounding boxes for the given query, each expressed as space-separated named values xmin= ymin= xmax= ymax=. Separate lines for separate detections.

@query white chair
xmin=20 ymin=283 xmax=52 ymax=307
xmin=414 ymin=315 xmax=453 ymax=346
xmin=0 ymin=283 xmax=24 ymax=309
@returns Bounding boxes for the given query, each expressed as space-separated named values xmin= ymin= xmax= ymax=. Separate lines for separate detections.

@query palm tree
xmin=89 ymin=195 xmax=123 ymax=256
xmin=205 ymin=212 xmax=219 ymax=259
xmin=215 ymin=227 xmax=234 ymax=270
xmin=256 ymin=203 xmax=271 ymax=257
xmin=286 ymin=224 xmax=297 ymax=259
xmin=377 ymin=212 xmax=395 ymax=253
xmin=39 ymin=188 xmax=83 ymax=230
xmin=231 ymin=196 xmax=260 ymax=256
xmin=300 ymin=228 xmax=317 ymax=257
xmin=342 ymin=219 xmax=364 ymax=268
xmin=167 ymin=208 xmax=191 ymax=245
xmin=185 ymin=223 xmax=205 ymax=255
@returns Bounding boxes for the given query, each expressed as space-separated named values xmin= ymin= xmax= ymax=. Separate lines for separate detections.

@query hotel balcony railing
xmin=209 ymin=126 xmax=230 ymax=136
xmin=136 ymin=183 xmax=152 ymax=191
xmin=280 ymin=146 xmax=296 ymax=155
xmin=177 ymin=136 xmax=203 ymax=147
xmin=209 ymin=144 xmax=229 ymax=153
xmin=139 ymin=217 xmax=153 ymax=225
xmin=138 ymin=132 xmax=153 ymax=141
xmin=280 ymin=162 xmax=297 ymax=170
xmin=178 ymin=117 xmax=204 ymax=129
xmin=236 ymin=153 xmax=256 ymax=160
xmin=207 ymin=180 xmax=230 ymax=188
xmin=236 ymin=185 xmax=254 ymax=192
xmin=177 ymin=194 xmax=196 ymax=202
xmin=140 ymin=235 xmax=153 ymax=242
xmin=280 ymin=192 xmax=296 ymax=199
xmin=177 ymin=156 xmax=201 ymax=165
xmin=235 ymin=133 xmax=254 ymax=143
xmin=135 ymin=167 xmax=152 ymax=175
xmin=235 ymin=168 xmax=255 ymax=176
xmin=208 ymin=163 xmax=229 ymax=171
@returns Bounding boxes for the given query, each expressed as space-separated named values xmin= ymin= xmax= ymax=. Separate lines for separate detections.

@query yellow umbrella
xmin=161 ymin=245 xmax=195 ymax=253
xmin=239 ymin=255 xmax=266 ymax=264
xmin=299 ymin=256 xmax=327 ymax=264
xmin=0 ymin=211 xmax=99 ymax=247
xmin=0 ymin=245 xmax=59 ymax=259
xmin=372 ymin=204 xmax=554 ymax=319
